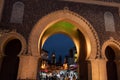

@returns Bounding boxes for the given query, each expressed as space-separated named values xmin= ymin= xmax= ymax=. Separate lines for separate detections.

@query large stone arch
xmin=29 ymin=10 xmax=100 ymax=60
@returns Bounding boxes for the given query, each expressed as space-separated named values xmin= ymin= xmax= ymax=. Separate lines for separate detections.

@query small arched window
xmin=10 ymin=1 xmax=24 ymax=23
xmin=104 ymin=11 xmax=115 ymax=32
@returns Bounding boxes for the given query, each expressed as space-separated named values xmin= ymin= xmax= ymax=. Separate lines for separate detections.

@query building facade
xmin=0 ymin=0 xmax=120 ymax=80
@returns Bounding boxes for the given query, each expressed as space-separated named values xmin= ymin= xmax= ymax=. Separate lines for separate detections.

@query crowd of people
xmin=39 ymin=70 xmax=78 ymax=80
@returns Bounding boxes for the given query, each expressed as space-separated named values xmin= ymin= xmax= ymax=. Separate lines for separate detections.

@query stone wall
xmin=0 ymin=0 xmax=120 ymax=45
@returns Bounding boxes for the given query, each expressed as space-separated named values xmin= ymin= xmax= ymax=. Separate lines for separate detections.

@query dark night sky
xmin=42 ymin=34 xmax=75 ymax=62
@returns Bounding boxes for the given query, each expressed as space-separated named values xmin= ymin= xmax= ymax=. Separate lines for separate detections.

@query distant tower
xmin=65 ymin=56 xmax=68 ymax=63
xmin=68 ymin=47 xmax=77 ymax=64
xmin=69 ymin=47 xmax=77 ymax=58
xmin=51 ymin=52 xmax=56 ymax=65
xmin=58 ymin=55 xmax=62 ymax=65
xmin=69 ymin=48 xmax=74 ymax=58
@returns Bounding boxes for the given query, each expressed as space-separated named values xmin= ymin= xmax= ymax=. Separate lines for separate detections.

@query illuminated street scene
xmin=0 ymin=0 xmax=120 ymax=80
xmin=38 ymin=34 xmax=79 ymax=80
xmin=39 ymin=49 xmax=78 ymax=80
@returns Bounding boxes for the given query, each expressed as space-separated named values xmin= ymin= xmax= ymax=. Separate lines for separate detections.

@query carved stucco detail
xmin=0 ymin=29 xmax=16 ymax=37
xmin=29 ymin=10 xmax=100 ymax=59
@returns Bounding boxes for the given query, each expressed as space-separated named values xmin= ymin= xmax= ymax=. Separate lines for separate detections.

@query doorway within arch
xmin=38 ymin=21 xmax=88 ymax=80
xmin=105 ymin=46 xmax=118 ymax=80
xmin=0 ymin=39 xmax=21 ymax=80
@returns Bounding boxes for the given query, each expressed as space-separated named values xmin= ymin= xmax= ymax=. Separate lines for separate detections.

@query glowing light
xmin=63 ymin=63 xmax=68 ymax=70
xmin=41 ymin=63 xmax=46 ymax=69
xmin=74 ymin=53 xmax=78 ymax=62
xmin=86 ymin=38 xmax=91 ymax=59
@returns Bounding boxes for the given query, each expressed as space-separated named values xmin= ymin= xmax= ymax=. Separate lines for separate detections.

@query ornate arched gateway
xmin=18 ymin=10 xmax=101 ymax=80
xmin=29 ymin=10 xmax=100 ymax=59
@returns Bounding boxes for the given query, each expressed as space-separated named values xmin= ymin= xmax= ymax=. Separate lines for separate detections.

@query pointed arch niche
xmin=102 ymin=38 xmax=120 ymax=80
xmin=0 ymin=32 xmax=26 ymax=80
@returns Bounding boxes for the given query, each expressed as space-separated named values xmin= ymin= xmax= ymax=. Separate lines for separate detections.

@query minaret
xmin=51 ymin=52 xmax=56 ymax=65
xmin=58 ymin=55 xmax=62 ymax=66
xmin=68 ymin=47 xmax=77 ymax=65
